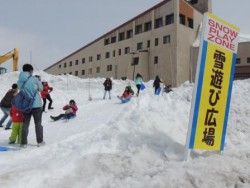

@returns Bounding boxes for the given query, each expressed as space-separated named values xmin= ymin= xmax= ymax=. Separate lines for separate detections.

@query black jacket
xmin=153 ymin=77 xmax=162 ymax=88
xmin=103 ymin=79 xmax=112 ymax=91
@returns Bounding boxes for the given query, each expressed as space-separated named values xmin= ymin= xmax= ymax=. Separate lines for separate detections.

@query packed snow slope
xmin=0 ymin=71 xmax=249 ymax=188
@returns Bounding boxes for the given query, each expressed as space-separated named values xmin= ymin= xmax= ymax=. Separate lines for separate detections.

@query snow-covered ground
xmin=0 ymin=71 xmax=249 ymax=188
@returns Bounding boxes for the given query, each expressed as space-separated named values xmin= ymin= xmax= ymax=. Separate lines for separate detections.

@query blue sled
xmin=62 ymin=115 xmax=76 ymax=122
xmin=121 ymin=98 xmax=130 ymax=103
xmin=156 ymin=87 xmax=161 ymax=95
xmin=68 ymin=116 xmax=76 ymax=120
xmin=0 ymin=146 xmax=18 ymax=151
xmin=140 ymin=83 xmax=146 ymax=90
xmin=117 ymin=96 xmax=131 ymax=103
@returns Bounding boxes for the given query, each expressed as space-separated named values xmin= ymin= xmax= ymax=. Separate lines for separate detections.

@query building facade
xmin=234 ymin=42 xmax=250 ymax=79
xmin=191 ymin=41 xmax=250 ymax=81
xmin=45 ymin=0 xmax=212 ymax=87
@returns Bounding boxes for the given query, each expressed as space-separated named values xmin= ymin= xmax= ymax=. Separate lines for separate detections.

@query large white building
xmin=44 ymin=0 xmax=216 ymax=86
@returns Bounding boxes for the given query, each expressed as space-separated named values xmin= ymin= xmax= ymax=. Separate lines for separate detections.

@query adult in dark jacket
xmin=103 ymin=78 xmax=112 ymax=99
xmin=0 ymin=83 xmax=18 ymax=130
xmin=17 ymin=64 xmax=44 ymax=147
xmin=153 ymin=75 xmax=163 ymax=94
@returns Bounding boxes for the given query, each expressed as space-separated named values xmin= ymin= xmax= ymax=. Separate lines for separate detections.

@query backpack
xmin=12 ymin=76 xmax=36 ymax=113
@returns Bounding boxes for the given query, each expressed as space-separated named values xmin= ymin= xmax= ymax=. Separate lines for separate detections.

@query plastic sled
xmin=63 ymin=115 xmax=76 ymax=121
xmin=0 ymin=146 xmax=15 ymax=151
xmin=69 ymin=116 xmax=76 ymax=120
xmin=140 ymin=83 xmax=146 ymax=90
xmin=156 ymin=87 xmax=161 ymax=95
xmin=121 ymin=98 xmax=131 ymax=103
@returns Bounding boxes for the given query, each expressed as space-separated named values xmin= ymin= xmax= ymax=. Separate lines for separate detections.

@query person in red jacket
xmin=9 ymin=105 xmax=23 ymax=144
xmin=117 ymin=86 xmax=134 ymax=101
xmin=41 ymin=81 xmax=54 ymax=112
xmin=50 ymin=100 xmax=78 ymax=121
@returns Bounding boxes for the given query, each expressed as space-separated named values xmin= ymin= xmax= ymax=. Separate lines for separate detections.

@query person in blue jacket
xmin=17 ymin=64 xmax=45 ymax=147
xmin=134 ymin=73 xmax=143 ymax=96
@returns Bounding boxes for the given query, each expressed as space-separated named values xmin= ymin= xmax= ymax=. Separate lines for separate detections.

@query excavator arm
xmin=0 ymin=48 xmax=19 ymax=71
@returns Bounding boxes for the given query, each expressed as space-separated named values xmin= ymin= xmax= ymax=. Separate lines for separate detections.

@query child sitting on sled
xmin=117 ymin=86 xmax=134 ymax=102
xmin=50 ymin=100 xmax=78 ymax=121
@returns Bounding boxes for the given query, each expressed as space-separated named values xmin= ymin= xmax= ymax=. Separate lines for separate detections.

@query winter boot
xmin=50 ymin=115 xmax=61 ymax=121
xmin=20 ymin=144 xmax=27 ymax=148
xmin=37 ymin=141 xmax=46 ymax=147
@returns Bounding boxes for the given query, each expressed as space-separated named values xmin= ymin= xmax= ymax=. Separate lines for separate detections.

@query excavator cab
xmin=0 ymin=67 xmax=7 ymax=74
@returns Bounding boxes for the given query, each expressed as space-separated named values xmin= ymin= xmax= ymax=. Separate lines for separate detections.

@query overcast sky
xmin=0 ymin=0 xmax=249 ymax=71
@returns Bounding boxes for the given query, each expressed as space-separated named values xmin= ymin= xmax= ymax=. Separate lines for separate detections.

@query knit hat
xmin=69 ymin=99 xmax=76 ymax=105
xmin=12 ymin=83 xmax=18 ymax=89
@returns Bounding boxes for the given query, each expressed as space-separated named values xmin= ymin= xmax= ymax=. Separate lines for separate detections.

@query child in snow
xmin=117 ymin=86 xmax=134 ymax=102
xmin=153 ymin=75 xmax=163 ymax=94
xmin=134 ymin=73 xmax=143 ymax=96
xmin=164 ymin=85 xmax=172 ymax=93
xmin=41 ymin=81 xmax=54 ymax=112
xmin=50 ymin=100 xmax=78 ymax=121
xmin=9 ymin=105 xmax=23 ymax=144
xmin=127 ymin=86 xmax=134 ymax=95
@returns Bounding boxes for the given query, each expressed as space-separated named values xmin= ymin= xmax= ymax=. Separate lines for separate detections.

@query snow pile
xmin=0 ymin=72 xmax=249 ymax=188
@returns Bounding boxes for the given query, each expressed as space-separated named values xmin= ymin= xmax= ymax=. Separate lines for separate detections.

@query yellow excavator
xmin=0 ymin=48 xmax=19 ymax=74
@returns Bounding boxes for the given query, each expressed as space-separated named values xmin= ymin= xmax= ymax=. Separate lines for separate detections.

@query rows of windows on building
xmin=57 ymin=34 xmax=170 ymax=75
xmin=59 ymin=64 xmax=112 ymax=76
xmin=58 ymin=54 xmax=161 ymax=77
xmin=104 ymin=13 xmax=192 ymax=45
xmin=58 ymin=56 xmax=250 ymax=78
xmin=236 ymin=57 xmax=250 ymax=64
xmin=57 ymin=12 xmax=193 ymax=77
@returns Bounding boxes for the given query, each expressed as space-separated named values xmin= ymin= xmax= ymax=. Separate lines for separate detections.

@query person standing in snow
xmin=0 ymin=83 xmax=19 ymax=130
xmin=50 ymin=100 xmax=78 ymax=121
xmin=103 ymin=78 xmax=112 ymax=100
xmin=134 ymin=73 xmax=143 ymax=96
xmin=9 ymin=105 xmax=23 ymax=144
xmin=41 ymin=81 xmax=54 ymax=112
xmin=153 ymin=75 xmax=163 ymax=94
xmin=17 ymin=64 xmax=44 ymax=147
